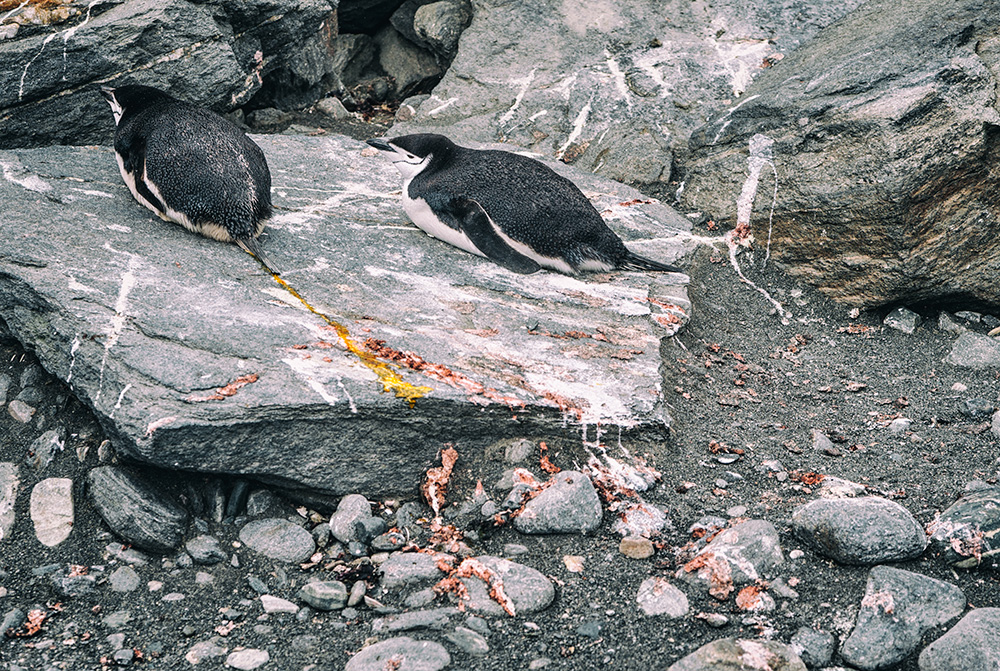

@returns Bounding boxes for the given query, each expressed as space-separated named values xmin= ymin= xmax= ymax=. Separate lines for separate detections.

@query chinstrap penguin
xmin=101 ymin=84 xmax=278 ymax=274
xmin=366 ymin=133 xmax=683 ymax=275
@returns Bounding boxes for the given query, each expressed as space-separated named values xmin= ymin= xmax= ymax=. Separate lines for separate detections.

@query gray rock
xmin=386 ymin=607 xmax=459 ymax=632
xmin=87 ymin=467 xmax=187 ymax=554
xmin=328 ymin=34 xmax=377 ymax=93
xmin=245 ymin=490 xmax=291 ymax=518
xmin=888 ymin=417 xmax=912 ymax=435
xmin=456 ymin=556 xmax=554 ymax=616
xmin=345 ymin=636 xmax=451 ymax=671
xmin=445 ymin=625 xmax=488 ymax=655
xmin=636 ymin=577 xmax=689 ymax=618
xmin=260 ymin=594 xmax=299 ymax=615
xmin=918 ymin=608 xmax=1000 ymax=671
xmin=394 ymin=0 xmax=861 ymax=188
xmin=513 ymin=470 xmax=602 ymax=535
xmin=184 ymin=639 xmax=229 ymax=665
xmin=678 ymin=520 xmax=784 ymax=593
xmin=960 ymin=398 xmax=996 ymax=419
xmin=299 ymin=580 xmax=349 ymax=611
xmin=939 ymin=312 xmax=967 ymax=335
xmin=7 ymin=399 xmax=35 ymax=423
xmin=185 ymin=535 xmax=228 ymax=565
xmin=26 ymin=429 xmax=64 ymax=470
xmin=380 ymin=552 xmax=448 ymax=591
xmin=790 ymin=626 xmax=837 ymax=668
xmin=1 ymin=608 xmax=26 ymax=635
xmin=105 ymin=543 xmax=149 ymax=565
xmin=108 ymin=566 xmax=140 ymax=593
xmin=792 ymin=496 xmax=927 ymax=564
xmin=841 ymin=566 xmax=966 ymax=670
xmin=226 ymin=648 xmax=270 ymax=670
xmin=0 ymin=373 xmax=10 ymax=404
xmin=330 ymin=494 xmax=375 ymax=544
xmin=413 ymin=0 xmax=473 ymax=58
xmin=993 ymin=410 xmax=1000 ymax=439
xmin=29 ymin=477 xmax=74 ymax=547
xmin=811 ymin=429 xmax=835 ymax=454
xmin=50 ymin=565 xmax=99 ymax=598
xmin=947 ymin=328 xmax=1000 ymax=369
xmin=884 ymin=307 xmax=922 ymax=334
xmin=667 ymin=639 xmax=806 ymax=671
xmin=927 ymin=487 xmax=1000 ymax=569
xmin=0 ymin=136 xmax=685 ymax=498
xmin=0 ymin=0 xmax=338 ymax=149
xmin=0 ymin=462 xmax=18 ymax=542
xmin=375 ymin=25 xmax=443 ymax=98
xmin=316 ymin=96 xmax=352 ymax=119
xmin=239 ymin=519 xmax=316 ymax=563
xmin=682 ymin=0 xmax=1000 ymax=310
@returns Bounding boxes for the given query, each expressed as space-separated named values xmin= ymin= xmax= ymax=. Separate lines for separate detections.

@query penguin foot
xmin=236 ymin=237 xmax=280 ymax=276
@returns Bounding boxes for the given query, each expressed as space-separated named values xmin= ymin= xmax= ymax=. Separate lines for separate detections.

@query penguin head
xmin=366 ymin=133 xmax=456 ymax=180
xmin=100 ymin=84 xmax=177 ymax=126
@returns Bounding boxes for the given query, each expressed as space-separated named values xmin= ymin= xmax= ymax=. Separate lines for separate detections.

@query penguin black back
xmin=102 ymin=84 xmax=277 ymax=274
xmin=369 ymin=133 xmax=682 ymax=275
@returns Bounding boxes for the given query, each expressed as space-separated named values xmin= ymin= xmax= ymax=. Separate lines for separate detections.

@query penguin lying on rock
xmin=367 ymin=133 xmax=683 ymax=275
xmin=101 ymin=84 xmax=279 ymax=274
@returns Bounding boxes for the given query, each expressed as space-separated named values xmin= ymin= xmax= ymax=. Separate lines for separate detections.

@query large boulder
xmin=391 ymin=0 xmax=864 ymax=186
xmin=680 ymin=0 xmax=1000 ymax=309
xmin=0 ymin=0 xmax=337 ymax=149
xmin=0 ymin=134 xmax=690 ymax=497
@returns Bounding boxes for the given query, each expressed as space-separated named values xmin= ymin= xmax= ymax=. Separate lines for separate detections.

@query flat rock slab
xmin=0 ymin=134 xmax=689 ymax=497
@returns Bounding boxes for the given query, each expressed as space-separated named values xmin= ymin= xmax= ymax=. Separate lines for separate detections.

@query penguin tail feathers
xmin=236 ymin=237 xmax=281 ymax=276
xmin=619 ymin=252 xmax=683 ymax=274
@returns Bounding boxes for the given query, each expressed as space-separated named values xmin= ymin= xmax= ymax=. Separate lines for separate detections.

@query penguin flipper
xmin=452 ymin=198 xmax=541 ymax=274
xmin=115 ymin=135 xmax=168 ymax=215
xmin=236 ymin=237 xmax=280 ymax=275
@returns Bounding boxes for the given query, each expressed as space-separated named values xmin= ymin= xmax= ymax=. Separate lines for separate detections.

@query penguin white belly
xmin=401 ymin=189 xmax=485 ymax=258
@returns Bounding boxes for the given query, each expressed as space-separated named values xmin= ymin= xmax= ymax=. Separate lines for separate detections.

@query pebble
xmin=0 ymin=373 xmax=10 ymax=404
xmin=184 ymin=640 xmax=228 ymax=664
xmin=445 ymin=625 xmax=489 ymax=655
xmin=503 ymin=438 xmax=535 ymax=463
xmin=162 ymin=592 xmax=185 ymax=602
xmin=619 ymin=535 xmax=654 ymax=559
xmin=455 ymin=556 xmax=555 ymax=616
xmin=379 ymin=551 xmax=449 ymax=591
xmin=185 ymin=535 xmax=228 ymax=565
xmin=790 ymin=626 xmax=836 ymax=668
xmin=840 ymin=566 xmax=965 ymax=670
xmin=29 ymin=477 xmax=74 ymax=547
xmin=678 ymin=520 xmax=784 ymax=592
xmin=329 ymin=494 xmax=377 ymax=544
xmin=109 ymin=566 xmax=140 ymax=593
xmin=298 ymin=580 xmax=349 ymax=611
xmin=927 ymin=486 xmax=1000 ymax=568
xmin=817 ymin=476 xmax=867 ymax=499
xmin=105 ymin=542 xmax=149 ymax=565
xmin=918 ymin=607 xmax=1000 ymax=670
xmin=238 ymin=518 xmax=315 ymax=563
xmin=945 ymin=332 xmax=1000 ymax=369
xmin=888 ymin=417 xmax=912 ymax=435
xmin=513 ymin=470 xmax=602 ymax=534
xmin=791 ymin=496 xmax=927 ymax=564
xmin=0 ymin=462 xmax=18 ymax=541
xmin=503 ymin=543 xmax=529 ymax=557
xmin=226 ymin=648 xmax=270 ymax=670
xmin=611 ymin=501 xmax=667 ymax=537
xmin=245 ymin=489 xmax=290 ymax=518
xmin=316 ymin=96 xmax=351 ymax=119
xmin=7 ymin=399 xmax=36 ymax=423
xmin=883 ymin=306 xmax=921 ymax=333
xmin=2 ymin=608 xmax=26 ymax=633
xmin=666 ymin=638 xmax=806 ymax=670
xmin=260 ymin=594 xmax=299 ymax=615
xmin=195 ymin=571 xmax=214 ymax=586
xmin=959 ymin=397 xmax=995 ymax=419
xmin=26 ymin=429 xmax=64 ymax=470
xmin=344 ymin=636 xmax=451 ymax=671
xmin=87 ymin=466 xmax=188 ymax=553
xmin=385 ymin=607 xmax=458 ymax=632
xmin=694 ymin=612 xmax=729 ymax=628
xmin=348 ymin=579 xmax=366 ymax=607
xmin=636 ymin=577 xmax=689 ymax=618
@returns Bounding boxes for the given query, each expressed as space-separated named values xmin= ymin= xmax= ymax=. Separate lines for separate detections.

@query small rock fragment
xmin=30 ymin=477 xmax=74 ymax=546
xmin=637 ymin=577 xmax=689 ymax=618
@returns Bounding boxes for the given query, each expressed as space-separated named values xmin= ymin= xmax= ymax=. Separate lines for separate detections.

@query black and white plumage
xmin=101 ymin=84 xmax=278 ymax=274
xmin=366 ymin=133 xmax=682 ymax=275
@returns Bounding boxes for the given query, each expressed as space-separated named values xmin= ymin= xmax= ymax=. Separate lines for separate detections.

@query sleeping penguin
xmin=101 ymin=84 xmax=278 ymax=274
xmin=367 ymin=133 xmax=683 ymax=275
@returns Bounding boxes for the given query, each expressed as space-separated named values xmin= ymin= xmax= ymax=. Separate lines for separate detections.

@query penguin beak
xmin=366 ymin=138 xmax=393 ymax=152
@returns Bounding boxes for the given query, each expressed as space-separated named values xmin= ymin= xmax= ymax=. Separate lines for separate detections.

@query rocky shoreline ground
xmin=2 ymin=244 xmax=999 ymax=671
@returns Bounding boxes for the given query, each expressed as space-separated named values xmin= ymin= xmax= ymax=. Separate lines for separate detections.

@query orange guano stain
xmin=268 ymin=272 xmax=431 ymax=406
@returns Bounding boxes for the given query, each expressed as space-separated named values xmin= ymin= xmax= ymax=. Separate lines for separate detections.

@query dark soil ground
xmin=1 ymin=207 xmax=999 ymax=671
